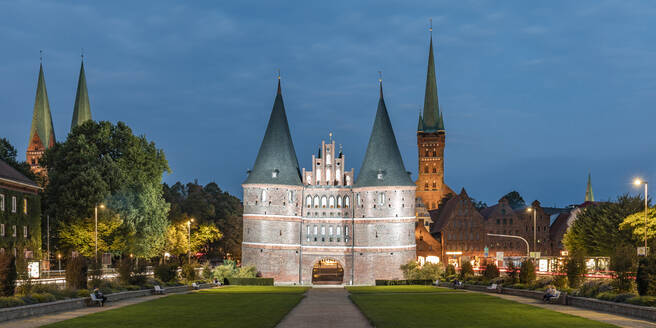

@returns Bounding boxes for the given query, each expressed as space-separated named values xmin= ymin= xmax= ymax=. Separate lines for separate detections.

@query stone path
xmin=0 ymin=293 xmax=175 ymax=328
xmin=276 ymin=288 xmax=372 ymax=328
xmin=482 ymin=291 xmax=656 ymax=328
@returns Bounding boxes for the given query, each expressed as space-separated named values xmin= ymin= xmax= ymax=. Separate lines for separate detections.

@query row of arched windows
xmin=305 ymin=195 xmax=350 ymax=209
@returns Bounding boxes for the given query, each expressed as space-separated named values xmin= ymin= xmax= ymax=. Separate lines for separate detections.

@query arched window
xmin=329 ymin=196 xmax=335 ymax=208
xmin=344 ymin=196 xmax=350 ymax=208
xmin=337 ymin=196 xmax=343 ymax=208
xmin=424 ymin=183 xmax=428 ymax=190
xmin=336 ymin=169 xmax=341 ymax=182
xmin=432 ymin=167 xmax=437 ymax=173
xmin=314 ymin=196 xmax=320 ymax=208
xmin=326 ymin=170 xmax=331 ymax=184
xmin=336 ymin=226 xmax=341 ymax=235
xmin=424 ymin=166 xmax=429 ymax=173
xmin=356 ymin=194 xmax=362 ymax=206
xmin=432 ymin=182 xmax=436 ymax=189
xmin=378 ymin=193 xmax=385 ymax=205
xmin=346 ymin=176 xmax=351 ymax=185
xmin=321 ymin=196 xmax=327 ymax=208
xmin=433 ymin=150 xmax=437 ymax=157
xmin=316 ymin=169 xmax=321 ymax=184
xmin=288 ymin=191 xmax=294 ymax=202
xmin=261 ymin=190 xmax=268 ymax=202
xmin=425 ymin=150 xmax=429 ymax=157
xmin=306 ymin=195 xmax=312 ymax=208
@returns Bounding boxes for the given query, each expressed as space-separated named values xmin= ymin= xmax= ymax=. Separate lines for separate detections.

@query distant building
xmin=550 ymin=173 xmax=598 ymax=255
xmin=27 ymin=58 xmax=93 ymax=177
xmin=0 ymin=159 xmax=41 ymax=259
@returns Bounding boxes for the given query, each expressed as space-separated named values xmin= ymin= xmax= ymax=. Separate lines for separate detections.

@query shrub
xmin=419 ymin=263 xmax=444 ymax=281
xmin=483 ymin=263 xmax=500 ymax=280
xmin=212 ymin=263 xmax=236 ymax=282
xmin=626 ymin=296 xmax=656 ymax=307
xmin=234 ymin=265 xmax=257 ymax=278
xmin=0 ymin=254 xmax=17 ymax=296
xmin=460 ymin=261 xmax=474 ymax=280
xmin=506 ymin=261 xmax=519 ymax=284
xmin=565 ymin=254 xmax=586 ymax=289
xmin=636 ymin=256 xmax=656 ymax=296
xmin=30 ymin=293 xmax=56 ymax=303
xmin=0 ymin=296 xmax=25 ymax=308
xmin=519 ymin=260 xmax=536 ymax=284
xmin=181 ymin=264 xmax=196 ymax=281
xmin=76 ymin=289 xmax=90 ymax=298
xmin=375 ymin=280 xmax=433 ymax=286
xmin=534 ymin=276 xmax=554 ymax=289
xmin=201 ymin=263 xmax=212 ymax=280
xmin=401 ymin=261 xmax=444 ymax=281
xmin=128 ymin=274 xmax=148 ymax=286
xmin=155 ymin=264 xmax=178 ymax=283
xmin=65 ymin=256 xmax=88 ymax=290
xmin=445 ymin=264 xmax=456 ymax=277
xmin=610 ymin=245 xmax=637 ymax=293
xmin=225 ymin=278 xmax=274 ymax=286
xmin=117 ymin=257 xmax=133 ymax=284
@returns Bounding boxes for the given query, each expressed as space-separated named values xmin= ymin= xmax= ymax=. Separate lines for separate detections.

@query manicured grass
xmin=347 ymin=285 xmax=461 ymax=294
xmin=349 ymin=288 xmax=616 ymax=328
xmin=44 ymin=287 xmax=308 ymax=328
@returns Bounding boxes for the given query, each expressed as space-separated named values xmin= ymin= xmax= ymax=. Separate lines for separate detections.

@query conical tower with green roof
xmin=354 ymin=82 xmax=414 ymax=188
xmin=415 ymin=26 xmax=453 ymax=210
xmin=585 ymin=173 xmax=594 ymax=202
xmin=71 ymin=60 xmax=92 ymax=131
xmin=244 ymin=79 xmax=302 ymax=186
xmin=26 ymin=62 xmax=56 ymax=175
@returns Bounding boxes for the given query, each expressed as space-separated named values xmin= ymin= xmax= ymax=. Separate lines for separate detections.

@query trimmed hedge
xmin=375 ymin=280 xmax=433 ymax=286
xmin=225 ymin=277 xmax=274 ymax=286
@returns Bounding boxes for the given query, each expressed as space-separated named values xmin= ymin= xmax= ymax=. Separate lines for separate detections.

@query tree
xmin=164 ymin=221 xmax=222 ymax=261
xmin=619 ymin=207 xmax=656 ymax=248
xmin=506 ymin=261 xmax=519 ymax=284
xmin=565 ymin=254 xmax=586 ymax=288
xmin=58 ymin=215 xmax=124 ymax=258
xmin=42 ymin=121 xmax=170 ymax=258
xmin=501 ymin=191 xmax=525 ymax=210
xmin=483 ymin=262 xmax=500 ymax=280
xmin=0 ymin=254 xmax=17 ymax=296
xmin=65 ymin=256 xmax=88 ymax=290
xmin=610 ymin=245 xmax=637 ymax=292
xmin=0 ymin=138 xmax=36 ymax=181
xmin=460 ymin=261 xmax=474 ymax=279
xmin=519 ymin=259 xmax=536 ymax=284
xmin=636 ymin=256 xmax=656 ymax=296
xmin=563 ymin=195 xmax=642 ymax=256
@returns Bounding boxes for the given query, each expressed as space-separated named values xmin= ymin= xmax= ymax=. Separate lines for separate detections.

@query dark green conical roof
xmin=28 ymin=63 xmax=56 ymax=149
xmin=420 ymin=36 xmax=444 ymax=132
xmin=244 ymin=80 xmax=302 ymax=186
xmin=354 ymin=83 xmax=415 ymax=188
xmin=585 ymin=173 xmax=594 ymax=202
xmin=417 ymin=113 xmax=424 ymax=131
xmin=71 ymin=61 xmax=92 ymax=131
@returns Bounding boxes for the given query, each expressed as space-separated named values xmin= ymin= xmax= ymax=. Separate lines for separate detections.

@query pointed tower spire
xmin=422 ymin=27 xmax=441 ymax=132
xmin=71 ymin=58 xmax=92 ymax=131
xmin=585 ymin=173 xmax=594 ymax=202
xmin=354 ymin=79 xmax=414 ymax=187
xmin=244 ymin=79 xmax=302 ymax=186
xmin=417 ymin=112 xmax=424 ymax=131
xmin=28 ymin=62 xmax=56 ymax=150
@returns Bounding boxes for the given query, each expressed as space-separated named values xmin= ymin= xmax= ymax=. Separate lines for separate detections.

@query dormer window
xmin=272 ymin=169 xmax=279 ymax=178
xmin=377 ymin=170 xmax=384 ymax=180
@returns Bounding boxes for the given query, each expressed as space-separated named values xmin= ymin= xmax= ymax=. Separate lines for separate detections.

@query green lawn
xmin=347 ymin=285 xmax=462 ymax=294
xmin=44 ymin=286 xmax=308 ymax=328
xmin=349 ymin=287 xmax=617 ymax=328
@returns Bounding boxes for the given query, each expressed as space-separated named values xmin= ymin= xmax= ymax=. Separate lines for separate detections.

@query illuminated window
xmin=321 ymin=226 xmax=325 ymax=236
xmin=0 ymin=224 xmax=4 ymax=236
xmin=23 ymin=226 xmax=27 ymax=238
xmin=336 ymin=169 xmax=341 ymax=182
xmin=306 ymin=195 xmax=312 ymax=208
xmin=23 ymin=199 xmax=27 ymax=215
xmin=314 ymin=196 xmax=320 ymax=208
xmin=0 ymin=194 xmax=4 ymax=211
xmin=346 ymin=176 xmax=351 ymax=186
xmin=326 ymin=170 xmax=331 ymax=183
xmin=329 ymin=196 xmax=335 ymax=208
xmin=337 ymin=196 xmax=342 ymax=208
xmin=314 ymin=225 xmax=318 ymax=235
xmin=432 ymin=167 xmax=437 ymax=173
xmin=344 ymin=196 xmax=350 ymax=208
xmin=321 ymin=196 xmax=327 ymax=208
xmin=261 ymin=190 xmax=267 ymax=202
xmin=11 ymin=197 xmax=16 ymax=213
xmin=316 ymin=169 xmax=321 ymax=184
xmin=336 ymin=226 xmax=341 ymax=235
xmin=12 ymin=225 xmax=16 ymax=237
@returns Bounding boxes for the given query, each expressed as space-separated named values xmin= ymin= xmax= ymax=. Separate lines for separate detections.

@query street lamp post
xmin=634 ymin=179 xmax=649 ymax=253
xmin=487 ymin=233 xmax=530 ymax=257
xmin=187 ymin=218 xmax=194 ymax=263
xmin=527 ymin=207 xmax=537 ymax=252
xmin=94 ymin=204 xmax=105 ymax=263
xmin=57 ymin=253 xmax=61 ymax=272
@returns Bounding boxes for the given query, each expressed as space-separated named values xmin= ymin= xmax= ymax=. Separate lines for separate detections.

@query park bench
xmin=545 ymin=290 xmax=561 ymax=304
xmin=90 ymin=293 xmax=103 ymax=307
xmin=154 ymin=285 xmax=165 ymax=295
xmin=192 ymin=282 xmax=199 ymax=290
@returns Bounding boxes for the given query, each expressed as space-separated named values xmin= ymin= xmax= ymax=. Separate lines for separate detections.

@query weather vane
xmin=429 ymin=18 xmax=433 ymax=33
xmin=40 ymin=50 xmax=43 ymax=64
xmin=329 ymin=132 xmax=333 ymax=143
xmin=277 ymin=68 xmax=281 ymax=80
xmin=378 ymin=71 xmax=382 ymax=83
xmin=81 ymin=48 xmax=84 ymax=61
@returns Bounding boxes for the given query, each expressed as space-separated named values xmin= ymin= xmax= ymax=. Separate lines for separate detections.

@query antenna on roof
xmin=429 ymin=18 xmax=433 ymax=34
xmin=378 ymin=71 xmax=382 ymax=83
xmin=277 ymin=68 xmax=281 ymax=80
xmin=81 ymin=48 xmax=84 ymax=61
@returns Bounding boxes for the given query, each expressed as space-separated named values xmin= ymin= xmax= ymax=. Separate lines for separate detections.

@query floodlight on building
xmin=445 ymin=251 xmax=462 ymax=255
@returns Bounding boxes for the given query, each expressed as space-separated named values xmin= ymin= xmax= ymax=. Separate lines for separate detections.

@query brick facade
xmin=415 ymin=131 xmax=453 ymax=211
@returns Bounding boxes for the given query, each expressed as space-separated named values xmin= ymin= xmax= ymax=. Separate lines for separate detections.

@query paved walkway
xmin=480 ymin=291 xmax=656 ymax=328
xmin=0 ymin=293 xmax=175 ymax=328
xmin=276 ymin=288 xmax=372 ymax=328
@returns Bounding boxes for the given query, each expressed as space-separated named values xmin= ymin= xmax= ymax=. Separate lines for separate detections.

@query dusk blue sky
xmin=1 ymin=1 xmax=655 ymax=206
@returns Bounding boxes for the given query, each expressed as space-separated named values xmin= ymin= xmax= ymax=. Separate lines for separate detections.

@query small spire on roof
xmin=378 ymin=71 xmax=383 ymax=97
xmin=276 ymin=69 xmax=282 ymax=95
xmin=40 ymin=50 xmax=43 ymax=64
xmin=429 ymin=18 xmax=433 ymax=33
xmin=81 ymin=48 xmax=84 ymax=61
xmin=329 ymin=132 xmax=333 ymax=143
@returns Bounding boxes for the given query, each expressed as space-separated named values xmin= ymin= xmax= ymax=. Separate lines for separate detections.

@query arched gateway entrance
xmin=312 ymin=259 xmax=344 ymax=285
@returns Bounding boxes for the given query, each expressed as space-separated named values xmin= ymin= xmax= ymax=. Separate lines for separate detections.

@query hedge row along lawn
xmin=44 ymin=286 xmax=309 ymax=328
xmin=347 ymin=286 xmax=616 ymax=328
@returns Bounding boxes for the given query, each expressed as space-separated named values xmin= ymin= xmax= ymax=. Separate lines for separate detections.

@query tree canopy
xmin=42 ymin=121 xmax=170 ymax=258
xmin=563 ymin=194 xmax=644 ymax=256
xmin=501 ymin=191 xmax=526 ymax=209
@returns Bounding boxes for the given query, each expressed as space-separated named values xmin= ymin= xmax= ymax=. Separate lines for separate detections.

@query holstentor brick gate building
xmin=242 ymin=34 xmax=447 ymax=285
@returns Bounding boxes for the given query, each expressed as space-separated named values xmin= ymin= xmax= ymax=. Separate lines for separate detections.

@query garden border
xmin=0 ymin=283 xmax=213 ymax=323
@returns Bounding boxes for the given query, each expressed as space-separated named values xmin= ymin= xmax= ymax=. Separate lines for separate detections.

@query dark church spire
xmin=585 ymin=173 xmax=594 ymax=202
xmin=355 ymin=80 xmax=414 ymax=187
xmin=244 ymin=78 xmax=302 ymax=186
xmin=421 ymin=26 xmax=443 ymax=132
xmin=71 ymin=56 xmax=92 ymax=131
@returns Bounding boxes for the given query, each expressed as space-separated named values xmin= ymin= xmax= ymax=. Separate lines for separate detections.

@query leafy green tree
xmin=565 ymin=254 xmax=586 ymax=288
xmin=519 ymin=259 xmax=536 ymax=284
xmin=636 ymin=256 xmax=656 ymax=296
xmin=506 ymin=261 xmax=520 ymax=284
xmin=65 ymin=256 xmax=88 ymax=290
xmin=501 ymin=191 xmax=525 ymax=210
xmin=564 ymin=195 xmax=643 ymax=256
xmin=483 ymin=262 xmax=500 ymax=280
xmin=0 ymin=254 xmax=17 ymax=296
xmin=58 ymin=215 xmax=124 ymax=258
xmin=165 ymin=221 xmax=222 ymax=262
xmin=42 ymin=121 xmax=170 ymax=258
xmin=610 ymin=245 xmax=637 ymax=292
xmin=620 ymin=207 xmax=656 ymax=247
xmin=460 ymin=261 xmax=474 ymax=279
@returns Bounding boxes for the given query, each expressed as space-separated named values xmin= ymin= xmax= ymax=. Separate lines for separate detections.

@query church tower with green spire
xmin=585 ymin=173 xmax=594 ymax=202
xmin=26 ymin=62 xmax=56 ymax=176
xmin=416 ymin=28 xmax=453 ymax=211
xmin=71 ymin=59 xmax=92 ymax=131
